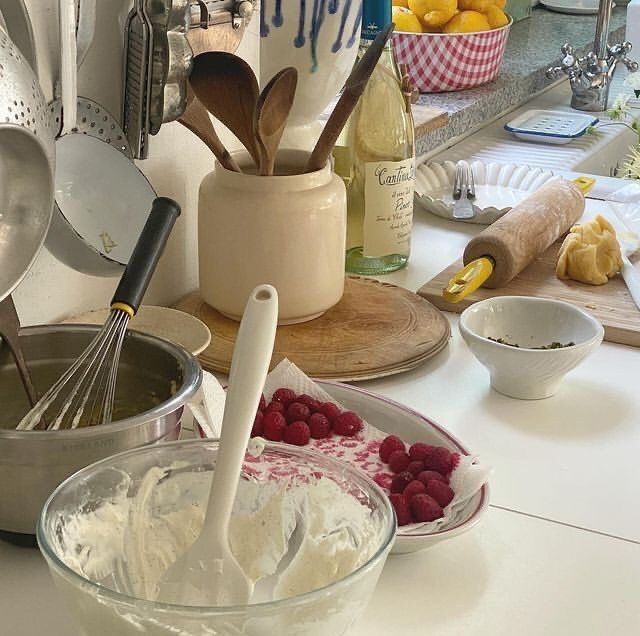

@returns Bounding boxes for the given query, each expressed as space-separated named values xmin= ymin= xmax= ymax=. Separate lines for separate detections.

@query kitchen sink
xmin=428 ymin=78 xmax=640 ymax=181
xmin=573 ymin=125 xmax=638 ymax=177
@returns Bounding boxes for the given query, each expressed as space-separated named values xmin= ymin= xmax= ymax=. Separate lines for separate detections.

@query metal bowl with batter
xmin=0 ymin=324 xmax=202 ymax=537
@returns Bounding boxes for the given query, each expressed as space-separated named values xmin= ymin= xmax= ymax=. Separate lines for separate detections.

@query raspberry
xmin=262 ymin=411 xmax=286 ymax=441
xmin=264 ymin=400 xmax=285 ymax=415
xmin=411 ymin=494 xmax=443 ymax=522
xmin=318 ymin=402 xmax=341 ymax=422
xmin=416 ymin=470 xmax=447 ymax=486
xmin=285 ymin=402 xmax=311 ymax=424
xmin=283 ymin=421 xmax=311 ymax=446
xmin=296 ymin=394 xmax=320 ymax=412
xmin=308 ymin=412 xmax=331 ymax=439
xmin=425 ymin=480 xmax=455 ymax=508
xmin=389 ymin=493 xmax=413 ymax=526
xmin=258 ymin=394 xmax=266 ymax=411
xmin=379 ymin=435 xmax=406 ymax=463
xmin=403 ymin=479 xmax=426 ymax=500
xmin=272 ymin=388 xmax=297 ymax=406
xmin=407 ymin=460 xmax=425 ymax=476
xmin=387 ymin=450 xmax=410 ymax=474
xmin=333 ymin=411 xmax=363 ymax=436
xmin=423 ymin=447 xmax=453 ymax=475
xmin=390 ymin=471 xmax=413 ymax=494
xmin=251 ymin=411 xmax=264 ymax=438
xmin=408 ymin=442 xmax=436 ymax=462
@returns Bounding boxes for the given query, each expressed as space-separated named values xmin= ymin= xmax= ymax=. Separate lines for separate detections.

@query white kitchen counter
xmin=2 ymin=202 xmax=640 ymax=635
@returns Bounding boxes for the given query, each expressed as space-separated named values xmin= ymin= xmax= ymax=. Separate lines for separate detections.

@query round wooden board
xmin=174 ymin=277 xmax=451 ymax=381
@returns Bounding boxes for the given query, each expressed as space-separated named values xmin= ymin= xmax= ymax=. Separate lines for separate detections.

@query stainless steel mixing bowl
xmin=0 ymin=324 xmax=202 ymax=536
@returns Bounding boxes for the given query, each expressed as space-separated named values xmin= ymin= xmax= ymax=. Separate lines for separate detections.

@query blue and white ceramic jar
xmin=260 ymin=0 xmax=363 ymax=148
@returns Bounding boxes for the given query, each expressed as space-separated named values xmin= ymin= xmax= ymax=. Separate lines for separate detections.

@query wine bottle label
xmin=363 ymin=158 xmax=415 ymax=257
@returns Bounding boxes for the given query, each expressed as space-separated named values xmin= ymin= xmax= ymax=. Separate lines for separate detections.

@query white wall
xmin=12 ymin=1 xmax=260 ymax=325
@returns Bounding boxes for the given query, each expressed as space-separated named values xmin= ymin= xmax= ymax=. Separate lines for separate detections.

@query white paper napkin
xmin=192 ymin=360 xmax=489 ymax=534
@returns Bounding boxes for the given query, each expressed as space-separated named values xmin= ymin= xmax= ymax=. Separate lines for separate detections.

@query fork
xmin=452 ymin=161 xmax=476 ymax=220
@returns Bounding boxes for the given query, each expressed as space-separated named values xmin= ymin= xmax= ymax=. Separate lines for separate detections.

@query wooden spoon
xmin=254 ymin=67 xmax=298 ymax=176
xmin=190 ymin=52 xmax=262 ymax=169
xmin=178 ymin=89 xmax=241 ymax=172
xmin=305 ymin=23 xmax=395 ymax=173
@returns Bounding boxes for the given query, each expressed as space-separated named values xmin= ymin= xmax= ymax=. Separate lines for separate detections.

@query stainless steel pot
xmin=0 ymin=324 xmax=202 ymax=536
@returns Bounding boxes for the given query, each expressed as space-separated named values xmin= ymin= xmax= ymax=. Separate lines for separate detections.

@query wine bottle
xmin=335 ymin=0 xmax=416 ymax=275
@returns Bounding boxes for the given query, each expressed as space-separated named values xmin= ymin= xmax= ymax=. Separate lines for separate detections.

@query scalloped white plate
xmin=415 ymin=161 xmax=557 ymax=224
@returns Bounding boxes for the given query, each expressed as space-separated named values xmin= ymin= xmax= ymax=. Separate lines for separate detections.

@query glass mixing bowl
xmin=38 ymin=440 xmax=395 ymax=635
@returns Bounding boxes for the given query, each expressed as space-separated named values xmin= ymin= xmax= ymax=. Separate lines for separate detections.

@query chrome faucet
xmin=546 ymin=0 xmax=638 ymax=112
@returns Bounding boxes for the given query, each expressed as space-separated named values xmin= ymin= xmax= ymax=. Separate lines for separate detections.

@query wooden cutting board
xmin=175 ymin=276 xmax=451 ymax=381
xmin=418 ymin=242 xmax=640 ymax=348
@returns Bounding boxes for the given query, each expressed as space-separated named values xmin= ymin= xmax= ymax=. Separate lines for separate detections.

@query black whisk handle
xmin=111 ymin=197 xmax=181 ymax=314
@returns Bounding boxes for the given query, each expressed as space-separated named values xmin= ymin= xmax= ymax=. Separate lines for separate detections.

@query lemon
xmin=392 ymin=6 xmax=424 ymax=32
xmin=392 ymin=0 xmax=410 ymax=6
xmin=407 ymin=0 xmax=431 ymax=15
xmin=492 ymin=0 xmax=507 ymax=8
xmin=485 ymin=5 xmax=509 ymax=27
xmin=458 ymin=0 xmax=492 ymax=11
xmin=442 ymin=10 xmax=491 ymax=32
xmin=407 ymin=0 xmax=456 ymax=27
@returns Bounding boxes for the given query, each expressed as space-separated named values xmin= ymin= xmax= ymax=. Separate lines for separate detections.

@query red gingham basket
xmin=392 ymin=19 xmax=512 ymax=93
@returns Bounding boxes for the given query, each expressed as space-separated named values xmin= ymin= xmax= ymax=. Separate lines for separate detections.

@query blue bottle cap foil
xmin=362 ymin=0 xmax=392 ymax=40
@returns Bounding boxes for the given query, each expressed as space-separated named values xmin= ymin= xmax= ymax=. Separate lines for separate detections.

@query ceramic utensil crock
xmin=199 ymin=149 xmax=346 ymax=324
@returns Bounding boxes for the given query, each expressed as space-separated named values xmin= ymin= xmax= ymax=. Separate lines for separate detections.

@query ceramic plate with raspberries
xmin=249 ymin=361 xmax=490 ymax=554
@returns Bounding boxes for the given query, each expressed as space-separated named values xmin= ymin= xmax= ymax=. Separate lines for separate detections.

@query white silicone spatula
xmin=158 ymin=284 xmax=278 ymax=606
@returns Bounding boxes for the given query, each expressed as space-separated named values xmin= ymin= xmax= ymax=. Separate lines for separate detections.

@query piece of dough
xmin=556 ymin=215 xmax=623 ymax=285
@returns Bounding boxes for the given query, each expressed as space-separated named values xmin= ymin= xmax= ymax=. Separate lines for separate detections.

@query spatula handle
xmin=204 ymin=285 xmax=278 ymax=540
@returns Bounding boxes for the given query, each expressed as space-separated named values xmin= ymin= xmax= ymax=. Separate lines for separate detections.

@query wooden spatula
xmin=190 ymin=52 xmax=262 ymax=169
xmin=305 ymin=23 xmax=394 ymax=173
xmin=178 ymin=89 xmax=241 ymax=172
xmin=254 ymin=67 xmax=298 ymax=176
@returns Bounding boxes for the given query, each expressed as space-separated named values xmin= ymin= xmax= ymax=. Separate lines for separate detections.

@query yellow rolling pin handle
xmin=443 ymin=256 xmax=495 ymax=304
xmin=573 ymin=176 xmax=595 ymax=194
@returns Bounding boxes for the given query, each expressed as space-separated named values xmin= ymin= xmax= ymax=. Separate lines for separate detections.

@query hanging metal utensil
xmin=0 ymin=23 xmax=55 ymax=302
xmin=122 ymin=0 xmax=153 ymax=158
xmin=45 ymin=0 xmax=157 ymax=277
xmin=0 ymin=0 xmax=37 ymax=71
xmin=186 ymin=1 xmax=255 ymax=56
xmin=147 ymin=0 xmax=192 ymax=133
xmin=75 ymin=0 xmax=96 ymax=67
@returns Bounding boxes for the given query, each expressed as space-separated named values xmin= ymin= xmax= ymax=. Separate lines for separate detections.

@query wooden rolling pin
xmin=444 ymin=178 xmax=589 ymax=301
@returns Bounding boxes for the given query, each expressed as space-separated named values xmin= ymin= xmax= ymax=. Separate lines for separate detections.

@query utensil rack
xmin=122 ymin=0 xmax=256 ymax=159
xmin=189 ymin=0 xmax=255 ymax=30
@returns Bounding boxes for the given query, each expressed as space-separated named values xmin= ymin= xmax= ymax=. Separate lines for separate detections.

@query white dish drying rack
xmin=415 ymin=161 xmax=557 ymax=224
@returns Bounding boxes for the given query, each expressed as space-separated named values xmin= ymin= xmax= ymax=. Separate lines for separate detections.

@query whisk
xmin=16 ymin=197 xmax=181 ymax=431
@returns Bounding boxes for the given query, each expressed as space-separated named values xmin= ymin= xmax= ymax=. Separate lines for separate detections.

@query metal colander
xmin=0 ymin=24 xmax=55 ymax=300
xmin=0 ymin=24 xmax=55 ymax=159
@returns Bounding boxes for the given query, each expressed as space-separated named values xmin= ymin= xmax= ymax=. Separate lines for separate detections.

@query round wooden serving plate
xmin=174 ymin=277 xmax=450 ymax=381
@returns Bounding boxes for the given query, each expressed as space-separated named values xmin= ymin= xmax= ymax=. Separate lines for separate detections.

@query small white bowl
xmin=459 ymin=296 xmax=604 ymax=400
